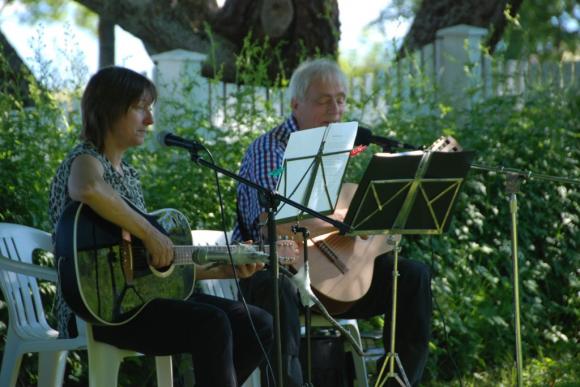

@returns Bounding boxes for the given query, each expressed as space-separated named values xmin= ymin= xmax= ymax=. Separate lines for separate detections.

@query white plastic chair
xmin=84 ymin=324 xmax=173 ymax=387
xmin=0 ymin=222 xmax=173 ymax=387
xmin=191 ymin=229 xmax=369 ymax=387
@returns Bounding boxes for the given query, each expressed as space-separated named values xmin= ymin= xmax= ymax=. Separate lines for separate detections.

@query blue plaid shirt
xmin=232 ymin=116 xmax=300 ymax=242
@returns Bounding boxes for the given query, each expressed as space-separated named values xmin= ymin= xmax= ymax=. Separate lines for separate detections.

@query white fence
xmin=348 ymin=25 xmax=579 ymax=108
xmin=151 ymin=24 xmax=579 ymax=128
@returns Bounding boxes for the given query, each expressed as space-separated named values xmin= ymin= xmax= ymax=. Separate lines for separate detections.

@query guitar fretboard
xmin=172 ymin=244 xmax=271 ymax=266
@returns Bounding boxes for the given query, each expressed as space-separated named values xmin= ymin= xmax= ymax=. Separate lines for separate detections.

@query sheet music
xmin=276 ymin=121 xmax=358 ymax=221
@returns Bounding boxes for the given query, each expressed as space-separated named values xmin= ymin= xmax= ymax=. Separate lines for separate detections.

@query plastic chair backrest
xmin=0 ymin=222 xmax=173 ymax=387
xmin=0 ymin=223 xmax=88 ymax=387
xmin=0 ymin=223 xmax=59 ymax=339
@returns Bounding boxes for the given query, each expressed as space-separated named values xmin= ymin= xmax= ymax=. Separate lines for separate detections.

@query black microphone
xmin=354 ymin=126 xmax=418 ymax=151
xmin=157 ymin=131 xmax=205 ymax=152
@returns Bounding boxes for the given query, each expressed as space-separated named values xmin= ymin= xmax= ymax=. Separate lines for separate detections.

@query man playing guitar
xmin=232 ymin=58 xmax=433 ymax=387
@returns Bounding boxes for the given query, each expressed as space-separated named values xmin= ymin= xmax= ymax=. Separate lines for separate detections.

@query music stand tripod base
xmin=374 ymin=237 xmax=411 ymax=387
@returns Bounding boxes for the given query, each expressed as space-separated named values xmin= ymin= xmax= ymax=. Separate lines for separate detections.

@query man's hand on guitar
xmin=240 ymin=238 xmax=299 ymax=267
xmin=228 ymin=238 xmax=298 ymax=277
xmin=224 ymin=240 xmax=265 ymax=278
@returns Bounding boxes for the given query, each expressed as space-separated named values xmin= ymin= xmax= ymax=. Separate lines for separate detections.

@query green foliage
xmin=500 ymin=0 xmax=579 ymax=59
xmin=427 ymin=351 xmax=580 ymax=386
xmin=382 ymin=88 xmax=580 ymax=385
xmin=341 ymin=55 xmax=579 ymax=385
xmin=0 ymin=40 xmax=85 ymax=387
xmin=0 ymin=56 xmax=79 ymax=229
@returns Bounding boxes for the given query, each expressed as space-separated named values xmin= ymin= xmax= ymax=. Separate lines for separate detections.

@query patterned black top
xmin=48 ymin=142 xmax=146 ymax=338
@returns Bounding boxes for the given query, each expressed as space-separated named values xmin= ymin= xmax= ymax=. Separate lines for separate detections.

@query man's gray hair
xmin=287 ymin=58 xmax=348 ymax=101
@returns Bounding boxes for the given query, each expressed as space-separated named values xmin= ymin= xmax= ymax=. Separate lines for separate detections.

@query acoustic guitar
xmin=277 ymin=183 xmax=397 ymax=314
xmin=278 ymin=136 xmax=462 ymax=314
xmin=55 ymin=199 xmax=296 ymax=326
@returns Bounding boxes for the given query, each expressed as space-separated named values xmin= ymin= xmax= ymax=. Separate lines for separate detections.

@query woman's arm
xmin=68 ymin=154 xmax=174 ymax=268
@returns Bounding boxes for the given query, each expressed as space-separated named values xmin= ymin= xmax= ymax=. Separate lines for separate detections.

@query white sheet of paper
xmin=275 ymin=121 xmax=358 ymax=221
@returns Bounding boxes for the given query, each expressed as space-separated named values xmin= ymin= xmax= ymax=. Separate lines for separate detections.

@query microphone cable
xmin=204 ymin=146 xmax=277 ymax=387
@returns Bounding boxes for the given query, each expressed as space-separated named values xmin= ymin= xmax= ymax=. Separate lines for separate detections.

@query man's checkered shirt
xmin=232 ymin=116 xmax=299 ymax=242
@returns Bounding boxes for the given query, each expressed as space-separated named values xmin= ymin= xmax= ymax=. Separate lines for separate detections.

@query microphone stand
xmin=291 ymin=225 xmax=313 ymax=387
xmin=470 ymin=163 xmax=580 ymax=387
xmin=187 ymin=148 xmax=349 ymax=387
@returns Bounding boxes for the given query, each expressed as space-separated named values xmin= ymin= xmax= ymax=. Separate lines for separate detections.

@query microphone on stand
xmin=355 ymin=126 xmax=419 ymax=151
xmin=156 ymin=131 xmax=205 ymax=152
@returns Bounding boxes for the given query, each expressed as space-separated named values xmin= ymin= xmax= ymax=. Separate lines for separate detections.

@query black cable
xmin=204 ymin=147 xmax=276 ymax=387
xmin=429 ymin=237 xmax=464 ymax=387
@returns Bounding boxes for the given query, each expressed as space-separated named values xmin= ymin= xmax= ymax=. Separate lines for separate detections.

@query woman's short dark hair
xmin=81 ymin=66 xmax=157 ymax=151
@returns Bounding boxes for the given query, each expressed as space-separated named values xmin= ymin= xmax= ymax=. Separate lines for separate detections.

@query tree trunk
xmin=98 ymin=16 xmax=115 ymax=69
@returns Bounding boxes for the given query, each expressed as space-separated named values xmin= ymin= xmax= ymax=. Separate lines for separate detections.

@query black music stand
xmin=344 ymin=149 xmax=474 ymax=387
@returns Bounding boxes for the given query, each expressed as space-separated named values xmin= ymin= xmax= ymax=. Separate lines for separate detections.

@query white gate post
xmin=151 ymin=49 xmax=209 ymax=129
xmin=435 ymin=24 xmax=488 ymax=108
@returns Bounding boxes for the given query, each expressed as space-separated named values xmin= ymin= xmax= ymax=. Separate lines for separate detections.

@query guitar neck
xmin=173 ymin=244 xmax=271 ymax=266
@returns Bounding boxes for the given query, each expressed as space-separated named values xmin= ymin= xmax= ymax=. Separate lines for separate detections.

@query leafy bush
xmin=376 ymin=88 xmax=580 ymax=385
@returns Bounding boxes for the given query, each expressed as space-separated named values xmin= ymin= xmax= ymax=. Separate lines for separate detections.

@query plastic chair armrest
xmin=0 ymin=255 xmax=58 ymax=282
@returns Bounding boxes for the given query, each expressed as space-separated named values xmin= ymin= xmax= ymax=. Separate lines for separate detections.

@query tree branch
xmin=74 ymin=0 xmax=339 ymax=84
